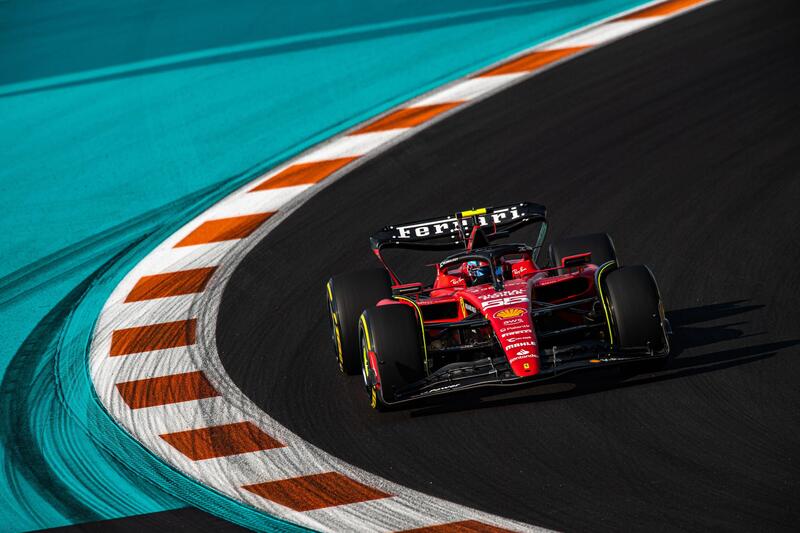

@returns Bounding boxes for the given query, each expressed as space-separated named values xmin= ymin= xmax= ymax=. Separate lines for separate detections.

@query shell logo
xmin=493 ymin=307 xmax=526 ymax=319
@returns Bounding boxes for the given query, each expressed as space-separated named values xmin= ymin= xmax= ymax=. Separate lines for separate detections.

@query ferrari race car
xmin=326 ymin=202 xmax=670 ymax=409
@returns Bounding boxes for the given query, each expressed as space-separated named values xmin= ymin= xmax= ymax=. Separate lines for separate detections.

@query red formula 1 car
xmin=326 ymin=202 xmax=670 ymax=409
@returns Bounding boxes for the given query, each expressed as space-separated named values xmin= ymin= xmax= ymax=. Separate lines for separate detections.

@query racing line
xmin=216 ymin=0 xmax=799 ymax=530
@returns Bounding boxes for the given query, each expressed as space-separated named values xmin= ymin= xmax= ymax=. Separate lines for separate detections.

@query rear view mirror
xmin=561 ymin=252 xmax=591 ymax=269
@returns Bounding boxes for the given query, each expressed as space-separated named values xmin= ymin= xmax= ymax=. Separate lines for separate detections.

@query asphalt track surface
xmin=218 ymin=0 xmax=800 ymax=531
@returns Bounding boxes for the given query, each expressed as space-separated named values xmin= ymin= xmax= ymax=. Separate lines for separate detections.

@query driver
xmin=466 ymin=260 xmax=501 ymax=286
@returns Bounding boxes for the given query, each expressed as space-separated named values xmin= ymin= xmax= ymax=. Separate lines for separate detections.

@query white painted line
xmin=541 ymin=18 xmax=659 ymax=50
xmin=295 ymin=130 xmax=409 ymax=163
xmin=174 ymin=449 xmax=333 ymax=490
xmin=202 ymin=185 xmax=311 ymax=220
xmin=112 ymin=396 xmax=247 ymax=435
xmin=412 ymin=73 xmax=527 ymax=106
xmin=93 ymin=345 xmax=201 ymax=384
xmin=134 ymin=240 xmax=236 ymax=273
xmin=95 ymin=297 xmax=196 ymax=330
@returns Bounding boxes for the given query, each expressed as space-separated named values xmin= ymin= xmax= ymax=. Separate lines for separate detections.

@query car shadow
xmin=409 ymin=300 xmax=799 ymax=417
xmin=668 ymin=299 xmax=766 ymax=355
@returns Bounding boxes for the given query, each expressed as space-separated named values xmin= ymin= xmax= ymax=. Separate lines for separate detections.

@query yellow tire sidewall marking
xmin=327 ymin=286 xmax=344 ymax=367
xmin=596 ymin=261 xmax=617 ymax=345
xmin=360 ymin=314 xmax=378 ymax=409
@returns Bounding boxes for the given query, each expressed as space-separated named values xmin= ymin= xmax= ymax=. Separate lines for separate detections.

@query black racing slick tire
xmin=359 ymin=304 xmax=425 ymax=410
xmin=602 ymin=265 xmax=667 ymax=354
xmin=549 ymin=233 xmax=618 ymax=270
xmin=326 ymin=268 xmax=392 ymax=375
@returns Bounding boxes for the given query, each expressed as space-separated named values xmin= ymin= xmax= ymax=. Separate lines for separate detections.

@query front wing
xmin=386 ymin=336 xmax=670 ymax=406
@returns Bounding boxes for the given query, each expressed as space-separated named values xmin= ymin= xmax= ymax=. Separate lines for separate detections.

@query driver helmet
xmin=467 ymin=260 xmax=500 ymax=285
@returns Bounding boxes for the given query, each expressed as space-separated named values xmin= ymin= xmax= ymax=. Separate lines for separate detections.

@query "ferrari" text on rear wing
xmin=369 ymin=202 xmax=547 ymax=252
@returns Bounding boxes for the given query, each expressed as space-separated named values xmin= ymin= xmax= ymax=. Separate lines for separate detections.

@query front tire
xmin=326 ymin=269 xmax=392 ymax=375
xmin=359 ymin=304 xmax=425 ymax=409
xmin=603 ymin=265 xmax=667 ymax=354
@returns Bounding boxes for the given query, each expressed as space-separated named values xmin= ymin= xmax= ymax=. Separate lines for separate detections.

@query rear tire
xmin=549 ymin=233 xmax=618 ymax=270
xmin=603 ymin=265 xmax=667 ymax=354
xmin=359 ymin=305 xmax=425 ymax=409
xmin=326 ymin=269 xmax=392 ymax=375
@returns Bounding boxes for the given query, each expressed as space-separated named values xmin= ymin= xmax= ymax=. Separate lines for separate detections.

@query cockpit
xmin=432 ymin=245 xmax=538 ymax=291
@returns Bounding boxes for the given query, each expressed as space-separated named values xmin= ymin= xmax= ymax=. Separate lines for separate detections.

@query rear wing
xmin=370 ymin=202 xmax=548 ymax=282
xmin=370 ymin=202 xmax=547 ymax=251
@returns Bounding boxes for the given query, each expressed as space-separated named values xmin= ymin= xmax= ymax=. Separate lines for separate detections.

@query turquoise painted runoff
xmin=0 ymin=0 xmax=647 ymax=530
